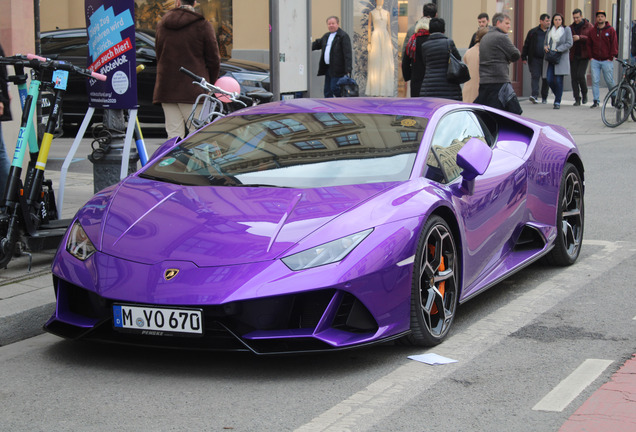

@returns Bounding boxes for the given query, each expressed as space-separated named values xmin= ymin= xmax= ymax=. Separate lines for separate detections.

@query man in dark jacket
xmin=475 ymin=13 xmax=522 ymax=114
xmin=521 ymin=13 xmax=550 ymax=104
xmin=587 ymin=10 xmax=618 ymax=108
xmin=153 ymin=0 xmax=220 ymax=139
xmin=569 ymin=9 xmax=593 ymax=105
xmin=312 ymin=16 xmax=352 ymax=97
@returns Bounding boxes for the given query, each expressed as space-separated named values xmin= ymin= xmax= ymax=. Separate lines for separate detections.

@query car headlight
xmin=66 ymin=221 xmax=96 ymax=261
xmin=281 ymin=229 xmax=373 ymax=271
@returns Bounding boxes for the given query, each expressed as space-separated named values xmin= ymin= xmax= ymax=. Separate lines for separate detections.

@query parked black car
xmin=40 ymin=28 xmax=270 ymax=125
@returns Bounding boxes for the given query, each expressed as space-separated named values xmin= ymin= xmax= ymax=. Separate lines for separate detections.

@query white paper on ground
xmin=408 ymin=353 xmax=458 ymax=365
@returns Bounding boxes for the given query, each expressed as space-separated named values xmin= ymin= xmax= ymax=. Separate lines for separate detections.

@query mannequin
xmin=366 ymin=0 xmax=395 ymax=96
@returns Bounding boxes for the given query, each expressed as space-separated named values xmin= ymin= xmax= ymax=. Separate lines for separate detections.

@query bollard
xmin=88 ymin=109 xmax=139 ymax=194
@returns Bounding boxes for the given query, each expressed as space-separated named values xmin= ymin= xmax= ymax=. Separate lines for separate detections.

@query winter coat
xmin=419 ymin=33 xmax=462 ymax=101
xmin=521 ymin=25 xmax=548 ymax=64
xmin=153 ymin=7 xmax=221 ymax=105
xmin=569 ymin=18 xmax=593 ymax=60
xmin=462 ymin=43 xmax=480 ymax=103
xmin=312 ymin=28 xmax=352 ymax=77
xmin=479 ymin=27 xmax=520 ymax=84
xmin=401 ymin=17 xmax=431 ymax=89
xmin=587 ymin=23 xmax=618 ymax=61
xmin=542 ymin=26 xmax=573 ymax=77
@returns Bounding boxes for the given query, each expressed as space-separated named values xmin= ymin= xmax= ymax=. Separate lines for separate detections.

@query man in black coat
xmin=312 ymin=16 xmax=352 ymax=97
xmin=521 ymin=13 xmax=550 ymax=104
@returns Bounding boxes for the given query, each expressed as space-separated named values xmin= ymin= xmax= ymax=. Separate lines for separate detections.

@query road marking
xmin=295 ymin=240 xmax=634 ymax=432
xmin=532 ymin=359 xmax=614 ymax=412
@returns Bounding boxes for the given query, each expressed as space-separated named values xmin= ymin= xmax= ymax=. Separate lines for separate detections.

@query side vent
xmin=514 ymin=225 xmax=546 ymax=252
xmin=332 ymin=293 xmax=378 ymax=333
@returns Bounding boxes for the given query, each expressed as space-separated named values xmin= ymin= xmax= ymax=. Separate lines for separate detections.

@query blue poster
xmin=85 ymin=0 xmax=137 ymax=109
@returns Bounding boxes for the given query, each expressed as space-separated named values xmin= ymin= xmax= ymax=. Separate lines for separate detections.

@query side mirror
xmin=136 ymin=47 xmax=156 ymax=61
xmin=148 ymin=136 xmax=180 ymax=162
xmin=457 ymin=137 xmax=492 ymax=181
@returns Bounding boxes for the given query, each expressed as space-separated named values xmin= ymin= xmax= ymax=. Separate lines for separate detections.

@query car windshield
xmin=141 ymin=113 xmax=427 ymax=188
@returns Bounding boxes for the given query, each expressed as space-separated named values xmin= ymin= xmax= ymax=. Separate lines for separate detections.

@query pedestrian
xmin=522 ymin=13 xmax=550 ymax=104
xmin=462 ymin=27 xmax=488 ymax=103
xmin=543 ymin=13 xmax=573 ymax=110
xmin=153 ymin=0 xmax=221 ymax=139
xmin=569 ymin=9 xmax=593 ymax=105
xmin=475 ymin=13 xmax=522 ymax=114
xmin=401 ymin=3 xmax=437 ymax=97
xmin=468 ymin=13 xmax=490 ymax=49
xmin=418 ymin=18 xmax=462 ymax=101
xmin=312 ymin=16 xmax=353 ymax=98
xmin=0 ymin=41 xmax=12 ymax=197
xmin=587 ymin=10 xmax=618 ymax=108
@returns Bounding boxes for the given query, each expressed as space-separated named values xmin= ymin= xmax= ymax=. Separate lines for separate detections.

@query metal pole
xmin=269 ymin=0 xmax=280 ymax=101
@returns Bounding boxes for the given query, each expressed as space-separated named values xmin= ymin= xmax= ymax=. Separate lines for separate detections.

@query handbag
xmin=337 ymin=75 xmax=359 ymax=97
xmin=446 ymin=41 xmax=470 ymax=84
xmin=545 ymin=49 xmax=562 ymax=64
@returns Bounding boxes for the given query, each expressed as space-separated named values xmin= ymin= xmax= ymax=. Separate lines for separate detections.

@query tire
xmin=403 ymin=215 xmax=459 ymax=346
xmin=601 ymin=84 xmax=635 ymax=128
xmin=544 ymin=163 xmax=584 ymax=266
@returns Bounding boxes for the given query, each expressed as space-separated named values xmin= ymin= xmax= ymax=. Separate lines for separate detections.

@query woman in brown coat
xmin=153 ymin=0 xmax=220 ymax=139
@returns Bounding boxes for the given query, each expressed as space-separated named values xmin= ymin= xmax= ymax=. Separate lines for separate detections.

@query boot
xmin=573 ymin=98 xmax=581 ymax=106
xmin=582 ymin=94 xmax=588 ymax=104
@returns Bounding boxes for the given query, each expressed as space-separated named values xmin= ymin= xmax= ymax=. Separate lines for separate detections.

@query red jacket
xmin=587 ymin=23 xmax=618 ymax=61
xmin=569 ymin=19 xmax=593 ymax=60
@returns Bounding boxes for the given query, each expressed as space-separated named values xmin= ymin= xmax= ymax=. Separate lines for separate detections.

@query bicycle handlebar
xmin=25 ymin=53 xmax=107 ymax=81
xmin=179 ymin=67 xmax=242 ymax=102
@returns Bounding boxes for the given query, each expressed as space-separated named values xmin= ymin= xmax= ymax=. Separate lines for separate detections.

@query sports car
xmin=44 ymin=98 xmax=584 ymax=354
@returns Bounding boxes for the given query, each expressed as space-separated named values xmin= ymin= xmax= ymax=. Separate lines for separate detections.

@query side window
xmin=41 ymin=35 xmax=89 ymax=58
xmin=425 ymin=110 xmax=487 ymax=184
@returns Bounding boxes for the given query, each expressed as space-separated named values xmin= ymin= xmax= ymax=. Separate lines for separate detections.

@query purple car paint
xmin=45 ymin=98 xmax=584 ymax=354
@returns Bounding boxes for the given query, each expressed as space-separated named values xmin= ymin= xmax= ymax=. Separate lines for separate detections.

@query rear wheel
xmin=403 ymin=215 xmax=459 ymax=346
xmin=601 ymin=84 xmax=635 ymax=128
xmin=544 ymin=163 xmax=584 ymax=266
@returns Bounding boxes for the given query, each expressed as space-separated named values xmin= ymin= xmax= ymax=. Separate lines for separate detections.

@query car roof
xmin=229 ymin=97 xmax=458 ymax=119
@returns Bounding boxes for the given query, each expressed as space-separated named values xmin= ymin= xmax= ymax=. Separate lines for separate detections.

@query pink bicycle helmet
xmin=214 ymin=76 xmax=241 ymax=103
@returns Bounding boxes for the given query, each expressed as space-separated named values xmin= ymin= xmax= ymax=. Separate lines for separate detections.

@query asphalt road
xmin=0 ymin=98 xmax=635 ymax=431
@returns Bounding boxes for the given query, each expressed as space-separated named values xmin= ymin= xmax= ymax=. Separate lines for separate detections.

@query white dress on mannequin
xmin=366 ymin=8 xmax=395 ymax=96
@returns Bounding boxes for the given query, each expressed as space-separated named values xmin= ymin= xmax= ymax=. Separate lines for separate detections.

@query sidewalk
xmin=0 ymin=92 xmax=634 ymax=431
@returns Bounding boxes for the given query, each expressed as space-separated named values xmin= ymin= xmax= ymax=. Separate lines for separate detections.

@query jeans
xmin=323 ymin=69 xmax=341 ymax=98
xmin=570 ymin=56 xmax=589 ymax=100
xmin=528 ymin=60 xmax=548 ymax=100
xmin=546 ymin=63 xmax=564 ymax=104
xmin=590 ymin=58 xmax=615 ymax=102
xmin=0 ymin=123 xmax=10 ymax=197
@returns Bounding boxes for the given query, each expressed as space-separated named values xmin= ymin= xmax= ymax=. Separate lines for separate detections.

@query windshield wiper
xmin=139 ymin=173 xmax=198 ymax=186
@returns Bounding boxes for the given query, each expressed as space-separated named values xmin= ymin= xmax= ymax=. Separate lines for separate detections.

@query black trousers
xmin=570 ymin=56 xmax=589 ymax=100
xmin=529 ymin=60 xmax=548 ymax=100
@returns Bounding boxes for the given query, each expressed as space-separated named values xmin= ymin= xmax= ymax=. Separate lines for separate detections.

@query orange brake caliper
xmin=427 ymin=246 xmax=446 ymax=315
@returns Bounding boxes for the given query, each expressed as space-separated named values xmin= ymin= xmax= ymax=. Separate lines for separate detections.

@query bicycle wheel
xmin=601 ymin=84 xmax=635 ymax=128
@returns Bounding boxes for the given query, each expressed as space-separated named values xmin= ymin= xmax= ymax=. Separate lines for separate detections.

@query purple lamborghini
xmin=45 ymin=98 xmax=584 ymax=354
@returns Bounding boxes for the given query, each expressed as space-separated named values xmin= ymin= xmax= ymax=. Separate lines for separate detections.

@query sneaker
xmin=541 ymin=99 xmax=547 ymax=104
xmin=573 ymin=99 xmax=581 ymax=106
xmin=582 ymin=95 xmax=588 ymax=104
xmin=553 ymin=103 xmax=560 ymax=109
xmin=529 ymin=96 xmax=538 ymax=104
xmin=590 ymin=101 xmax=599 ymax=108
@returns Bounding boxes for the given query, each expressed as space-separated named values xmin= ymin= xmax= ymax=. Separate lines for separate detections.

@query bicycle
xmin=0 ymin=54 xmax=105 ymax=268
xmin=601 ymin=58 xmax=636 ymax=128
xmin=179 ymin=67 xmax=273 ymax=133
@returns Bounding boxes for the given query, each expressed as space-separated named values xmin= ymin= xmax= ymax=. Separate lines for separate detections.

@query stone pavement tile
xmin=559 ymin=354 xmax=636 ymax=432
xmin=0 ymin=285 xmax=54 ymax=319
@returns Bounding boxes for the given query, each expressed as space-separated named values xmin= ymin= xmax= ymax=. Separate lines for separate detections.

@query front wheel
xmin=544 ymin=163 xmax=584 ymax=266
xmin=403 ymin=215 xmax=459 ymax=346
xmin=601 ymin=84 xmax=635 ymax=128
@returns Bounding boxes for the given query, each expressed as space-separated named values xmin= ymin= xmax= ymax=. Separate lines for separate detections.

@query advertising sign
xmin=85 ymin=0 xmax=137 ymax=109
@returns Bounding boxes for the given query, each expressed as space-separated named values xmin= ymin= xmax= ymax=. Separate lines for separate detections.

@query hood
xmin=162 ymin=9 xmax=204 ymax=31
xmin=79 ymin=178 xmax=396 ymax=267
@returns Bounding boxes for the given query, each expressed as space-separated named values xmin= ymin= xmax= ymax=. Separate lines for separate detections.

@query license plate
xmin=113 ymin=304 xmax=203 ymax=336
